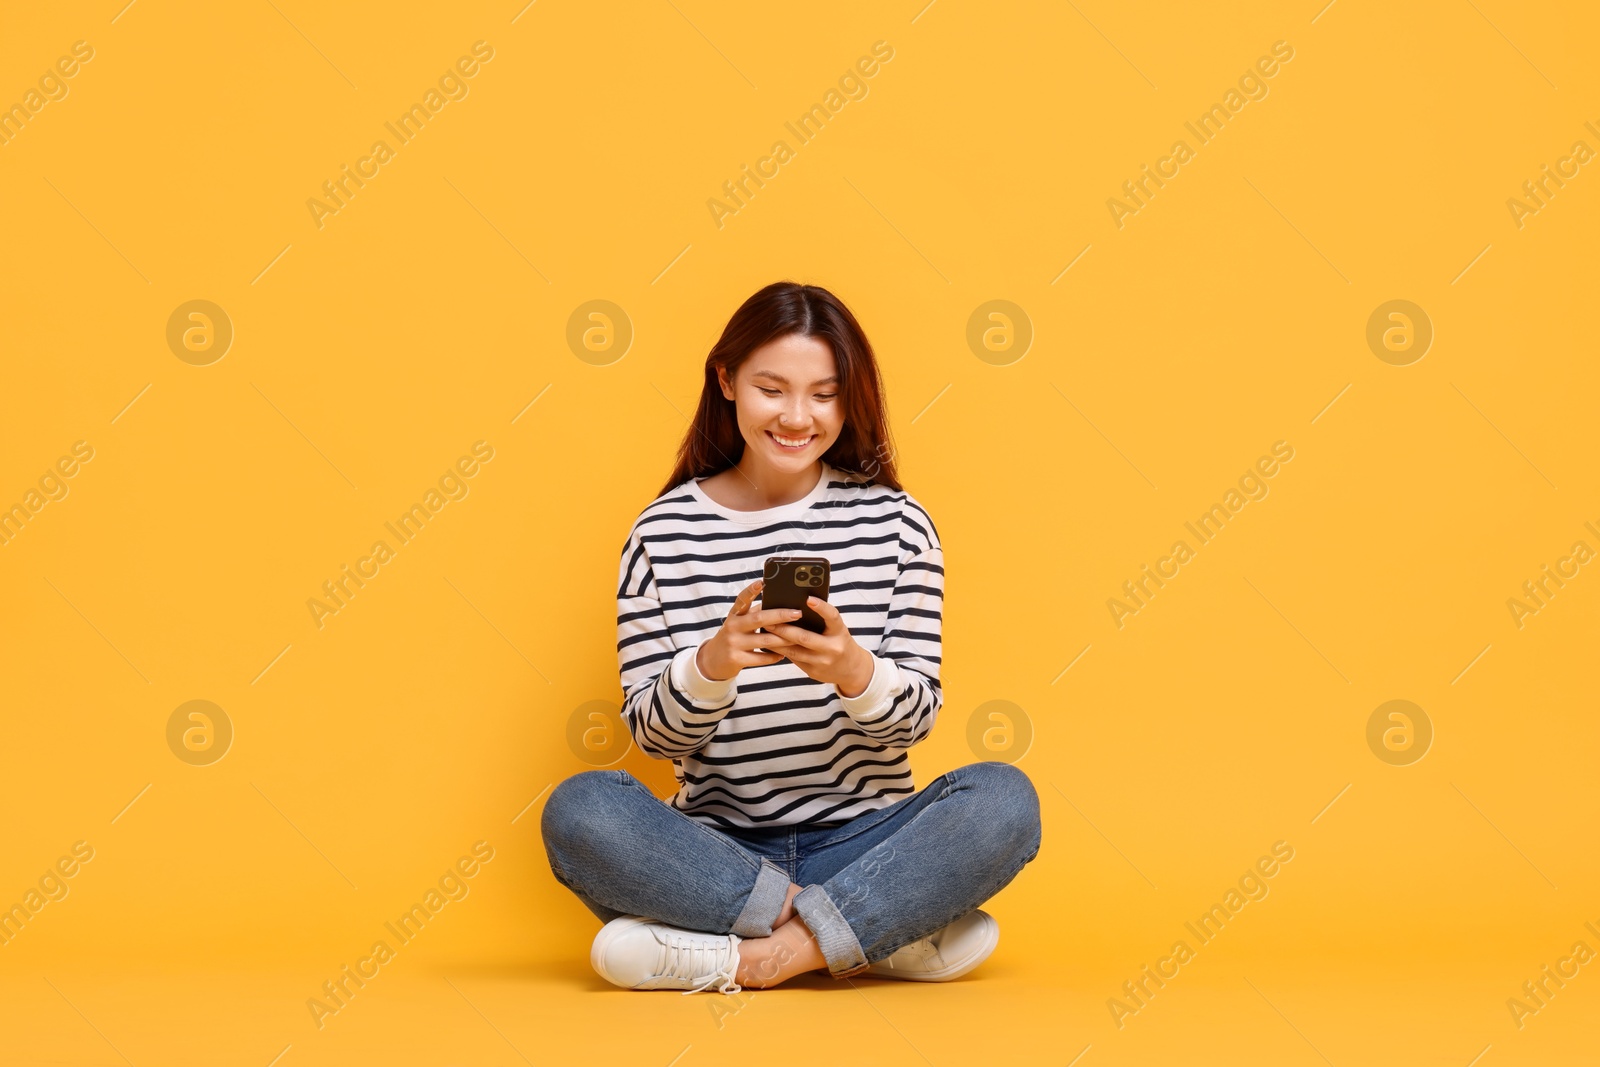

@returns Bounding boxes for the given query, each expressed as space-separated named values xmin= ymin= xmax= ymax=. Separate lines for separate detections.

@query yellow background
xmin=2 ymin=0 xmax=1596 ymax=1063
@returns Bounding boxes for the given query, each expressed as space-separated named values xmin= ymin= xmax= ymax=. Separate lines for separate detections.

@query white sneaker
xmin=591 ymin=915 xmax=744 ymax=994
xmin=864 ymin=909 xmax=999 ymax=981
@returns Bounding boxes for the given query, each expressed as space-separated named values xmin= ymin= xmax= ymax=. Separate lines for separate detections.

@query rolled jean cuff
xmin=793 ymin=884 xmax=869 ymax=977
xmin=730 ymin=859 xmax=790 ymax=938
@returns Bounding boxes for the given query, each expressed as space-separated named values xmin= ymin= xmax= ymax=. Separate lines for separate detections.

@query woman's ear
xmin=716 ymin=365 xmax=735 ymax=401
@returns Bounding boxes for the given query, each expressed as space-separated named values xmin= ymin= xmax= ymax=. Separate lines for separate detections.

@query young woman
xmin=541 ymin=281 xmax=1042 ymax=994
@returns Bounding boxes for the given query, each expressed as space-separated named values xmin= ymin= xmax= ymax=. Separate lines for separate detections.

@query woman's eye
xmin=757 ymin=387 xmax=835 ymax=400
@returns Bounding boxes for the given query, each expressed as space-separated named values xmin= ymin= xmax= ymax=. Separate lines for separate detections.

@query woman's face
xmin=718 ymin=333 xmax=844 ymax=473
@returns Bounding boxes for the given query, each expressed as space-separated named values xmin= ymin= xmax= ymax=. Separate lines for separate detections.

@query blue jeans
xmin=540 ymin=760 xmax=1043 ymax=978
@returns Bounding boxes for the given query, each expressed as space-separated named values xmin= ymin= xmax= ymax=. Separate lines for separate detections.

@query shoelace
xmin=657 ymin=930 xmax=742 ymax=995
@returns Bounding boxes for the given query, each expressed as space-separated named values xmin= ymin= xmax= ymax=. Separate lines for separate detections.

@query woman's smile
xmin=575 ymin=280 xmax=1031 ymax=997
xmin=767 ymin=430 xmax=815 ymax=451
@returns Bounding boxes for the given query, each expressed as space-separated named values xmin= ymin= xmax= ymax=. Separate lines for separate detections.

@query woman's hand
xmin=696 ymin=578 xmax=803 ymax=682
xmin=759 ymin=596 xmax=875 ymax=698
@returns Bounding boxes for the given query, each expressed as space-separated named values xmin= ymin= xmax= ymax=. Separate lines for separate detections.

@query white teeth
xmin=771 ymin=433 xmax=812 ymax=447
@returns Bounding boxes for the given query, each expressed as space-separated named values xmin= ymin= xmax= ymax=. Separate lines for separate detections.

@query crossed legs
xmin=541 ymin=762 xmax=1042 ymax=983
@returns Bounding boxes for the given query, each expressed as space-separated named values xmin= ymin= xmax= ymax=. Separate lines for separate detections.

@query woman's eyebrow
xmin=752 ymin=371 xmax=839 ymax=386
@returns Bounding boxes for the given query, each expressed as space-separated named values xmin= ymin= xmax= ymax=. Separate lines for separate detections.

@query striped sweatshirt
xmin=615 ymin=461 xmax=944 ymax=830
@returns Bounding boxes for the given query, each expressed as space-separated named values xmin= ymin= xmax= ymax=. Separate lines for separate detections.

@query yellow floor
xmin=9 ymin=951 xmax=1595 ymax=1066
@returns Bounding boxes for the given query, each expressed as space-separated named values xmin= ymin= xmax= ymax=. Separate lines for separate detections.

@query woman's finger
xmin=730 ymin=580 xmax=763 ymax=617
xmin=806 ymin=596 xmax=848 ymax=634
xmin=763 ymin=622 xmax=818 ymax=649
xmin=744 ymin=631 xmax=791 ymax=651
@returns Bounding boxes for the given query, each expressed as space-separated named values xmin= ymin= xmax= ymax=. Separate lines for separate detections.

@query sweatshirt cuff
xmin=837 ymin=652 xmax=903 ymax=719
xmin=670 ymin=644 xmax=738 ymax=709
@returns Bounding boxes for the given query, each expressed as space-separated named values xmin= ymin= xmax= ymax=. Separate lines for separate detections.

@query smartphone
xmin=760 ymin=556 xmax=831 ymax=635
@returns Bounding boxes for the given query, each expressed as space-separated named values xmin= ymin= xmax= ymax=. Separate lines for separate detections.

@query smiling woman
xmin=657 ymin=282 xmax=895 ymax=503
xmin=540 ymin=281 xmax=1043 ymax=997
xmin=700 ymin=334 xmax=847 ymax=500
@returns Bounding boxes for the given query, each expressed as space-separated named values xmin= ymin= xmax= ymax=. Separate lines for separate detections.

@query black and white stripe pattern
xmin=615 ymin=461 xmax=944 ymax=829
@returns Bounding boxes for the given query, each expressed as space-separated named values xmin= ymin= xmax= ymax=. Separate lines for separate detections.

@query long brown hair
xmin=656 ymin=281 xmax=902 ymax=499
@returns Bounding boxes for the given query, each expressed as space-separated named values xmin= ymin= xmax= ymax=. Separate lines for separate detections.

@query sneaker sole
xmin=867 ymin=910 xmax=999 ymax=981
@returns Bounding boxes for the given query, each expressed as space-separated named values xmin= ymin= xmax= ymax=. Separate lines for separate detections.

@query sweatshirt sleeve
xmin=836 ymin=509 xmax=944 ymax=748
xmin=616 ymin=525 xmax=738 ymax=759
